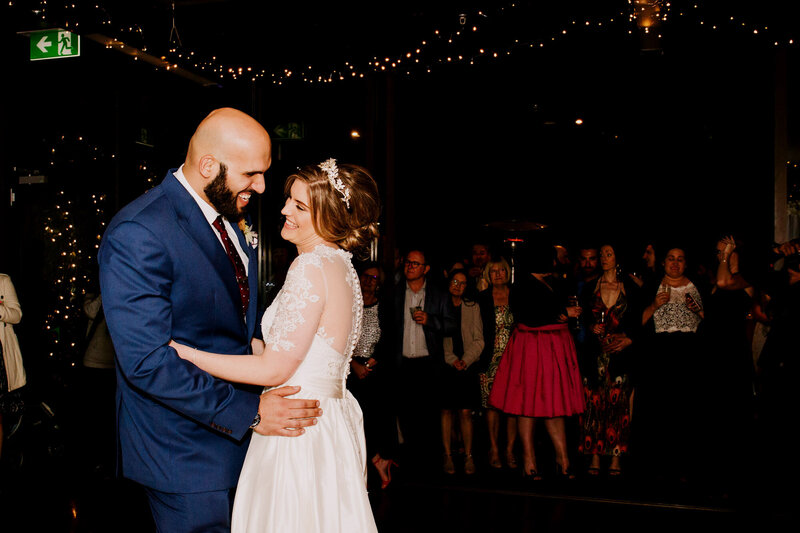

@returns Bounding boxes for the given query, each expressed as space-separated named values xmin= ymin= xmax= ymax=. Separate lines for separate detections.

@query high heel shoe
xmin=505 ymin=451 xmax=518 ymax=469
xmin=488 ymin=449 xmax=502 ymax=469
xmin=554 ymin=461 xmax=576 ymax=480
xmin=442 ymin=454 xmax=455 ymax=475
xmin=522 ymin=470 xmax=543 ymax=482
xmin=522 ymin=463 xmax=543 ymax=481
xmin=372 ymin=455 xmax=399 ymax=489
xmin=464 ymin=454 xmax=476 ymax=475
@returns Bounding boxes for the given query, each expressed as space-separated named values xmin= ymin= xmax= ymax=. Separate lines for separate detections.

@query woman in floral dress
xmin=578 ymin=245 xmax=641 ymax=477
xmin=477 ymin=257 xmax=518 ymax=469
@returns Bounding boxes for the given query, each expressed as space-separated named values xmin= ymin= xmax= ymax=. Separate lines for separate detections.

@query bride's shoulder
xmin=288 ymin=245 xmax=351 ymax=276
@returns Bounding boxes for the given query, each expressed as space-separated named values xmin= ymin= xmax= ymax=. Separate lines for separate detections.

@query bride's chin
xmin=280 ymin=229 xmax=295 ymax=243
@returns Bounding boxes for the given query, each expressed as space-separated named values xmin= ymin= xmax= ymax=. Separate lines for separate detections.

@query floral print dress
xmin=579 ymin=289 xmax=632 ymax=457
xmin=479 ymin=305 xmax=514 ymax=408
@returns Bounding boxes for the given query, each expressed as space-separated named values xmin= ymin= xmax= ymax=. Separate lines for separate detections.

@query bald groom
xmin=99 ymin=108 xmax=321 ymax=532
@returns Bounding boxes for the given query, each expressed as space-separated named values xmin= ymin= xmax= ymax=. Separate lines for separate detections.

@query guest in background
xmin=554 ymin=244 xmax=572 ymax=282
xmin=574 ymin=246 xmax=601 ymax=292
xmin=348 ymin=262 xmax=399 ymax=489
xmin=442 ymin=258 xmax=466 ymax=288
xmin=477 ymin=257 xmax=519 ymax=470
xmin=466 ymin=242 xmax=492 ymax=298
xmin=578 ymin=244 xmax=641 ymax=477
xmin=0 ymin=273 xmax=26 ymax=463
xmin=571 ymin=244 xmax=601 ymax=350
xmin=393 ymin=249 xmax=455 ymax=470
xmin=636 ymin=246 xmax=704 ymax=481
xmin=79 ymin=287 xmax=117 ymax=476
xmin=757 ymin=238 xmax=800 ymax=501
xmin=630 ymin=242 xmax=659 ymax=288
xmin=701 ymin=235 xmax=757 ymax=491
xmin=489 ymin=243 xmax=584 ymax=480
xmin=440 ymin=269 xmax=484 ymax=475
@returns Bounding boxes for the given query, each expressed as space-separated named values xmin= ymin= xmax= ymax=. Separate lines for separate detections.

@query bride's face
xmin=281 ymin=179 xmax=321 ymax=250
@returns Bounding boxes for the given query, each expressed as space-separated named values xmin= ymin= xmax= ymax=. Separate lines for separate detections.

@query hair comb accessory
xmin=319 ymin=158 xmax=351 ymax=209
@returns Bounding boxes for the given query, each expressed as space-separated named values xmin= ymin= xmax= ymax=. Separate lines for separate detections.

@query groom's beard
xmin=205 ymin=163 xmax=245 ymax=222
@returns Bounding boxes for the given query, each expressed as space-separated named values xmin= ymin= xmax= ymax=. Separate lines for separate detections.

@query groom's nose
xmin=250 ymin=173 xmax=266 ymax=194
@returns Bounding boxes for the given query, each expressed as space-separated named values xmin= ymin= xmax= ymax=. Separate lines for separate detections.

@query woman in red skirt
xmin=488 ymin=243 xmax=584 ymax=480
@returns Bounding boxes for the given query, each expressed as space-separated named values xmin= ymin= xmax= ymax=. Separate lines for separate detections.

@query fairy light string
xmin=4 ymin=1 xmax=799 ymax=85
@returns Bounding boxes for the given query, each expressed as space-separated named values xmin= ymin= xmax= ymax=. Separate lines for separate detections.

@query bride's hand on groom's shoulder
xmin=254 ymin=386 xmax=323 ymax=437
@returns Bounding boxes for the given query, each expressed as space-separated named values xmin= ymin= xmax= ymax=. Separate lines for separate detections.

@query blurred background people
xmin=0 ymin=273 xmax=26 ymax=464
xmin=466 ymin=241 xmax=492 ymax=299
xmin=477 ymin=257 xmax=519 ymax=470
xmin=348 ymin=262 xmax=399 ymax=489
xmin=440 ymin=269 xmax=484 ymax=475
xmin=699 ymin=236 xmax=758 ymax=491
xmin=554 ymin=244 xmax=572 ymax=282
xmin=571 ymin=244 xmax=601 ymax=351
xmin=630 ymin=242 xmax=659 ymax=288
xmin=753 ymin=238 xmax=800 ymax=502
xmin=77 ymin=286 xmax=117 ymax=477
xmin=636 ymin=246 xmax=704 ymax=482
xmin=578 ymin=244 xmax=641 ymax=477
xmin=489 ymin=243 xmax=584 ymax=480
xmin=393 ymin=249 xmax=455 ymax=472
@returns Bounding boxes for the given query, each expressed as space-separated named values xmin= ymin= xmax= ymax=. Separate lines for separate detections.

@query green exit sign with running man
xmin=29 ymin=29 xmax=80 ymax=61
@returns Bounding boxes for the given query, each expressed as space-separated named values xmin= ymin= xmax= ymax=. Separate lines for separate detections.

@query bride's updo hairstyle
xmin=284 ymin=159 xmax=380 ymax=257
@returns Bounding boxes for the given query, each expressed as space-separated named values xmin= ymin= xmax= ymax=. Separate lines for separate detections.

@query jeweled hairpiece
xmin=319 ymin=158 xmax=351 ymax=209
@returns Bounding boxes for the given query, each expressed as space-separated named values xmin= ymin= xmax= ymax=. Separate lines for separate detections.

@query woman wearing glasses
xmin=440 ymin=269 xmax=484 ymax=475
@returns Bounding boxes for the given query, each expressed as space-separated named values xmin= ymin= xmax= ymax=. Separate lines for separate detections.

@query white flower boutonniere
xmin=238 ymin=219 xmax=259 ymax=248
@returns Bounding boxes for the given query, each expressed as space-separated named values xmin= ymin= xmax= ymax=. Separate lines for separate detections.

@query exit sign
xmin=29 ymin=29 xmax=80 ymax=61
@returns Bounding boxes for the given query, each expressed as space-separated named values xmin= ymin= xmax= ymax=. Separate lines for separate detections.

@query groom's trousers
xmin=144 ymin=486 xmax=235 ymax=533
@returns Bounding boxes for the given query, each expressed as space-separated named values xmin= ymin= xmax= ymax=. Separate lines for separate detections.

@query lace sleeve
xmin=264 ymin=253 xmax=327 ymax=361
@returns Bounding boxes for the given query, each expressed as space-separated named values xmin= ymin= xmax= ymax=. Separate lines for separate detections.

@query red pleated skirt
xmin=488 ymin=323 xmax=585 ymax=418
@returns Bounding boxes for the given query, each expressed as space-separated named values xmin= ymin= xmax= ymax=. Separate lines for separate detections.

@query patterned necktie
xmin=212 ymin=215 xmax=250 ymax=317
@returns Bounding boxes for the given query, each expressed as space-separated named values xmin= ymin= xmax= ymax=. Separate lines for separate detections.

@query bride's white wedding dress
xmin=231 ymin=245 xmax=378 ymax=532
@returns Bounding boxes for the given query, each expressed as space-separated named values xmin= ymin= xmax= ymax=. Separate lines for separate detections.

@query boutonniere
xmin=238 ymin=219 xmax=258 ymax=248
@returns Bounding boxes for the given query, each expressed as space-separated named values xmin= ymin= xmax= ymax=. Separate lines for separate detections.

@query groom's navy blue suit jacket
xmin=99 ymin=170 xmax=261 ymax=493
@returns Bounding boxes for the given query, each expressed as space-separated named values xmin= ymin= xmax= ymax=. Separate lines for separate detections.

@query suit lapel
xmin=162 ymin=171 xmax=245 ymax=326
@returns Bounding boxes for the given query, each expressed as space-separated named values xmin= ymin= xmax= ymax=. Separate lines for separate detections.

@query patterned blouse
xmin=653 ymin=282 xmax=703 ymax=334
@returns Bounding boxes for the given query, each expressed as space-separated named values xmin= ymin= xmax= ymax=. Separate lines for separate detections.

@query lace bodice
xmin=653 ymin=282 xmax=703 ymax=334
xmin=260 ymin=245 xmax=362 ymax=397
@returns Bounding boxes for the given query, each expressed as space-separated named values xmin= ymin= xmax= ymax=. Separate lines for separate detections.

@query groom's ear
xmin=199 ymin=155 xmax=218 ymax=179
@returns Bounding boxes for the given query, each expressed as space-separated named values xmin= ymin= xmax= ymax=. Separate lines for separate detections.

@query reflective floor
xmin=0 ymin=402 xmax=795 ymax=532
xmin=1 ymin=444 xmax=794 ymax=533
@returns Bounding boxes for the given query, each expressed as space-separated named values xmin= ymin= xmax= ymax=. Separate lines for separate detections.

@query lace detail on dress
xmin=260 ymin=245 xmax=362 ymax=398
xmin=653 ymin=283 xmax=703 ymax=333
xmin=342 ymin=252 xmax=362 ymax=385
xmin=264 ymin=251 xmax=323 ymax=352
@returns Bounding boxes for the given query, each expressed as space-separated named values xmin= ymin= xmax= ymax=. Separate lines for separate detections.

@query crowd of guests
xmin=347 ymin=234 xmax=800 ymax=493
xmin=3 ymin=232 xmax=797 ymax=498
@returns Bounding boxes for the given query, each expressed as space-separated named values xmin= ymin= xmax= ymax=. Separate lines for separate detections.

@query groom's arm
xmin=100 ymin=220 xmax=259 ymax=440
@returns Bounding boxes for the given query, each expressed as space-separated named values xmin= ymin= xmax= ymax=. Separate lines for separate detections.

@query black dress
xmin=441 ymin=304 xmax=481 ymax=410
xmin=633 ymin=279 xmax=705 ymax=477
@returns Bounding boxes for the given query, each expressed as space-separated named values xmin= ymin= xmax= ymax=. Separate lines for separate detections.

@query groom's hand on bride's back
xmin=254 ymin=386 xmax=322 ymax=436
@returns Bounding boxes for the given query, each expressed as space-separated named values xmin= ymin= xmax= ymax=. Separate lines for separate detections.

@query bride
xmin=171 ymin=159 xmax=380 ymax=532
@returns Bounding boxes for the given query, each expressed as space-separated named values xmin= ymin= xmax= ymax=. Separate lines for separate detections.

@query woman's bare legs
xmin=505 ymin=415 xmax=518 ymax=468
xmin=544 ymin=416 xmax=574 ymax=477
xmin=459 ymin=409 xmax=475 ymax=474
xmin=440 ymin=410 xmax=455 ymax=474
xmin=486 ymin=408 xmax=501 ymax=468
xmin=518 ymin=416 xmax=540 ymax=477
